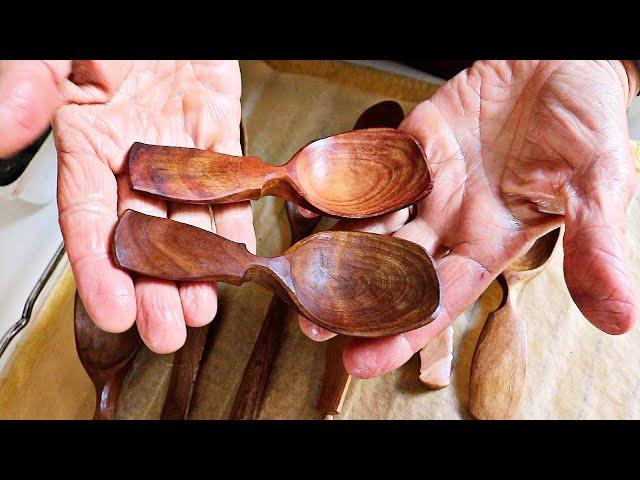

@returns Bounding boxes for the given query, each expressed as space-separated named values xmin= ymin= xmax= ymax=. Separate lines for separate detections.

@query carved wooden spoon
xmin=113 ymin=209 xmax=441 ymax=338
xmin=126 ymin=128 xmax=431 ymax=218
xmin=469 ymin=227 xmax=561 ymax=420
xmin=74 ymin=292 xmax=142 ymax=420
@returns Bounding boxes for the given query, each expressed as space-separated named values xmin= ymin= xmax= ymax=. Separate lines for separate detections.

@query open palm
xmin=302 ymin=60 xmax=640 ymax=378
xmin=53 ymin=61 xmax=254 ymax=353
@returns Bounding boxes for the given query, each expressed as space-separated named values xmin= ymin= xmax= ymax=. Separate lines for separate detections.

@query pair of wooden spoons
xmin=469 ymin=227 xmax=561 ymax=419
xmin=116 ymin=120 xmax=442 ymax=338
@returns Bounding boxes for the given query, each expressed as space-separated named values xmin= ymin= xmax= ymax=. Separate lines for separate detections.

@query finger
xmin=62 ymin=60 xmax=134 ymax=104
xmin=169 ymin=203 xmax=219 ymax=327
xmin=563 ymin=156 xmax=639 ymax=334
xmin=175 ymin=92 xmax=244 ymax=328
xmin=0 ymin=60 xmax=71 ymax=157
xmin=299 ymin=316 xmax=337 ymax=342
xmin=117 ymin=176 xmax=186 ymax=353
xmin=297 ymin=205 xmax=321 ymax=219
xmin=54 ymin=110 xmax=136 ymax=333
xmin=209 ymin=121 xmax=256 ymax=252
xmin=298 ymin=207 xmax=413 ymax=342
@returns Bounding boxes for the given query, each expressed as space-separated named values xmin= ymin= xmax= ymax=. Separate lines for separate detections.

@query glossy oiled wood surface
xmin=127 ymin=128 xmax=431 ymax=219
xmin=469 ymin=228 xmax=561 ymax=420
xmin=113 ymin=209 xmax=441 ymax=338
xmin=73 ymin=293 xmax=141 ymax=420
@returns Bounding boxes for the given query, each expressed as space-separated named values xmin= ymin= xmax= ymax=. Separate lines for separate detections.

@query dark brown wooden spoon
xmin=161 ymin=120 xmax=249 ymax=420
xmin=74 ymin=292 xmax=142 ymax=420
xmin=113 ymin=209 xmax=441 ymax=338
xmin=127 ymin=128 xmax=431 ymax=218
xmin=469 ymin=227 xmax=561 ymax=420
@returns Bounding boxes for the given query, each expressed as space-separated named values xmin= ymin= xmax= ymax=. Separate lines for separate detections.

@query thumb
xmin=562 ymin=154 xmax=639 ymax=335
xmin=0 ymin=60 xmax=71 ymax=158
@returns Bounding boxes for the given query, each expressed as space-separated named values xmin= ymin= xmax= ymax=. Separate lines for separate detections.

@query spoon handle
xmin=128 ymin=142 xmax=293 ymax=204
xmin=317 ymin=335 xmax=352 ymax=417
xmin=469 ymin=284 xmax=526 ymax=420
xmin=93 ymin=371 xmax=128 ymax=420
xmin=114 ymin=209 xmax=256 ymax=284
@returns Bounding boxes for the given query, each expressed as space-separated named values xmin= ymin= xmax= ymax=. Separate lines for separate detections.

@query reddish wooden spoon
xmin=113 ymin=209 xmax=441 ymax=338
xmin=127 ymin=128 xmax=430 ymax=218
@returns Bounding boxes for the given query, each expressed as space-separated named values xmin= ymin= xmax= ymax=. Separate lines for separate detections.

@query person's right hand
xmin=52 ymin=60 xmax=254 ymax=353
xmin=299 ymin=60 xmax=640 ymax=379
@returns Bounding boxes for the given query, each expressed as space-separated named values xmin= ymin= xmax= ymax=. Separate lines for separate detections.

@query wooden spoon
xmin=469 ymin=227 xmax=561 ymax=420
xmin=73 ymin=292 xmax=142 ymax=420
xmin=113 ymin=209 xmax=441 ymax=338
xmin=161 ymin=121 xmax=249 ymax=420
xmin=126 ymin=128 xmax=431 ymax=218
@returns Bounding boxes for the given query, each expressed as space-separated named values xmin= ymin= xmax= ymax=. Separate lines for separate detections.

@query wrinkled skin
xmin=2 ymin=60 xmax=638 ymax=378
xmin=300 ymin=60 xmax=640 ymax=379
xmin=0 ymin=60 xmax=253 ymax=353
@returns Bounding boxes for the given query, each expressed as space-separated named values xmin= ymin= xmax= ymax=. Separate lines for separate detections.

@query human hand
xmin=53 ymin=60 xmax=253 ymax=353
xmin=300 ymin=60 xmax=640 ymax=378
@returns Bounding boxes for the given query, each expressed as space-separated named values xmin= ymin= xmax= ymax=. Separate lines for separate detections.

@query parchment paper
xmin=1 ymin=60 xmax=639 ymax=419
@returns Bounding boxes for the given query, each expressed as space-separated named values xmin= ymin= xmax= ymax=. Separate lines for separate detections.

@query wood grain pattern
xmin=113 ymin=209 xmax=441 ymax=338
xmin=469 ymin=228 xmax=561 ymax=420
xmin=161 ymin=121 xmax=248 ymax=420
xmin=73 ymin=292 xmax=141 ymax=420
xmin=127 ymin=128 xmax=431 ymax=219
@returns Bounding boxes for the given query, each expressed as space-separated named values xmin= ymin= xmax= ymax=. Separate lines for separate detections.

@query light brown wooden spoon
xmin=126 ymin=128 xmax=431 ymax=218
xmin=74 ymin=292 xmax=142 ymax=420
xmin=113 ymin=209 xmax=441 ymax=338
xmin=469 ymin=227 xmax=561 ymax=420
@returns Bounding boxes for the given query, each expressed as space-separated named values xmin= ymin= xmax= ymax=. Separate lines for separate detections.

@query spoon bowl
xmin=74 ymin=293 xmax=141 ymax=419
xmin=127 ymin=128 xmax=431 ymax=219
xmin=506 ymin=228 xmax=561 ymax=273
xmin=113 ymin=209 xmax=441 ymax=337
xmin=290 ymin=129 xmax=430 ymax=217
